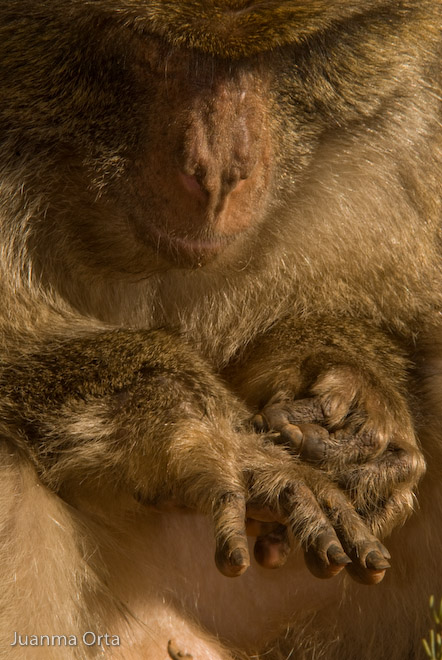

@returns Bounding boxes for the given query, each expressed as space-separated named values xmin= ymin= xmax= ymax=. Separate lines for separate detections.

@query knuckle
xmin=393 ymin=445 xmax=426 ymax=481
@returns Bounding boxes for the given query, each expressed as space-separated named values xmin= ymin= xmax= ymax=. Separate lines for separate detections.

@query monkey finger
xmin=253 ymin=399 xmax=330 ymax=463
xmin=319 ymin=492 xmax=392 ymax=583
xmin=276 ymin=484 xmax=352 ymax=577
xmin=253 ymin=525 xmax=291 ymax=569
xmin=253 ymin=400 xmax=322 ymax=434
xmin=289 ymin=476 xmax=391 ymax=582
xmin=345 ymin=560 xmax=388 ymax=585
xmin=212 ymin=493 xmax=250 ymax=578
xmin=246 ymin=519 xmax=281 ymax=537
xmin=307 ymin=529 xmax=390 ymax=583
xmin=276 ymin=422 xmax=384 ymax=468
xmin=344 ymin=541 xmax=391 ymax=585
xmin=249 ymin=447 xmax=390 ymax=581
xmin=245 ymin=503 xmax=285 ymax=536
xmin=304 ymin=532 xmax=352 ymax=579
xmin=276 ymin=422 xmax=329 ymax=463
xmin=253 ymin=407 xmax=290 ymax=432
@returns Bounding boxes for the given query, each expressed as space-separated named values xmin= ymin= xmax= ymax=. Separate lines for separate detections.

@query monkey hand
xmin=252 ymin=363 xmax=426 ymax=582
xmin=170 ymin=434 xmax=392 ymax=584
xmin=0 ymin=328 xmax=390 ymax=586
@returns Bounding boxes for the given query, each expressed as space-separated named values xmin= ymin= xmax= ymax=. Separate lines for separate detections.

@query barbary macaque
xmin=0 ymin=1 xmax=441 ymax=659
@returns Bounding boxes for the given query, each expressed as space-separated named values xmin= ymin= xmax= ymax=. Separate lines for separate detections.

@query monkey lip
xmin=147 ymin=225 xmax=238 ymax=264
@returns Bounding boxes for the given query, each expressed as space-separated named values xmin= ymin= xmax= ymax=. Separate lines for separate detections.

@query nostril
xmin=178 ymin=164 xmax=250 ymax=202
xmin=178 ymin=171 xmax=208 ymax=200
xmin=223 ymin=167 xmax=249 ymax=194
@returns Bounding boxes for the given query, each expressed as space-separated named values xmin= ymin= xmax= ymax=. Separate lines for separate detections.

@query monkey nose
xmin=178 ymin=169 xmax=247 ymax=202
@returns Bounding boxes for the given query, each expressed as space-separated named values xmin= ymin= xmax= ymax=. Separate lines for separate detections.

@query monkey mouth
xmin=146 ymin=224 xmax=239 ymax=266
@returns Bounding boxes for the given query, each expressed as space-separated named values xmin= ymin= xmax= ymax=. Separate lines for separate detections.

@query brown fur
xmin=0 ymin=1 xmax=441 ymax=658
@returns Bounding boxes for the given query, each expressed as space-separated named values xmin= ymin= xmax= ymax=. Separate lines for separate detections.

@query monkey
xmin=0 ymin=0 xmax=441 ymax=659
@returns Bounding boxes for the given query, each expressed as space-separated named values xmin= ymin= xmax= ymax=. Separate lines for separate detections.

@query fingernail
xmin=253 ymin=414 xmax=266 ymax=432
xmin=230 ymin=548 xmax=248 ymax=568
xmin=327 ymin=545 xmax=352 ymax=565
xmin=381 ymin=546 xmax=391 ymax=560
xmin=365 ymin=551 xmax=391 ymax=570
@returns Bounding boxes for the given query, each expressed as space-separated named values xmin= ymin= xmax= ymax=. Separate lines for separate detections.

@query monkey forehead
xmin=102 ymin=0 xmax=385 ymax=58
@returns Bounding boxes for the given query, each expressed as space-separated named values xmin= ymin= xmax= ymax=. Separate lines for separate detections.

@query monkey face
xmin=0 ymin=1 xmax=403 ymax=278
xmin=74 ymin=35 xmax=318 ymax=272
xmin=121 ymin=41 xmax=275 ymax=267
xmin=0 ymin=9 xmax=322 ymax=276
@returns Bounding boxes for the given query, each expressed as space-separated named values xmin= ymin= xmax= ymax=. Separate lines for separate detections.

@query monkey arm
xmin=226 ymin=315 xmax=425 ymax=580
xmin=0 ymin=324 xmax=390 ymax=582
